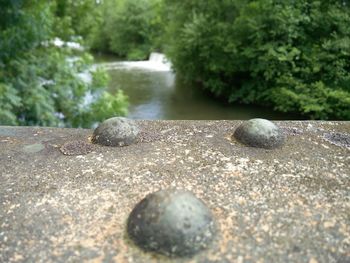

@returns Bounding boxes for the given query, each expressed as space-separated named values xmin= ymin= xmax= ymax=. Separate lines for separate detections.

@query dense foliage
xmin=89 ymin=0 xmax=164 ymax=60
xmin=164 ymin=0 xmax=350 ymax=119
xmin=0 ymin=0 xmax=128 ymax=127
xmin=52 ymin=0 xmax=102 ymax=44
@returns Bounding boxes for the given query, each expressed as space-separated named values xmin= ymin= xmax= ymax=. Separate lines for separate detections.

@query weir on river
xmin=97 ymin=52 xmax=172 ymax=72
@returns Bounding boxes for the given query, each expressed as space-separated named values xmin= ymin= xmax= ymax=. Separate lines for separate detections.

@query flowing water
xmin=95 ymin=53 xmax=301 ymax=120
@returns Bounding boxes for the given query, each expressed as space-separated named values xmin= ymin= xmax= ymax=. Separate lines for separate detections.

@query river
xmin=95 ymin=53 xmax=300 ymax=120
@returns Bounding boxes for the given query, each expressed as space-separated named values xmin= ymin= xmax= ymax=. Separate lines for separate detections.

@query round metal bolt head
xmin=127 ymin=189 xmax=217 ymax=257
xmin=233 ymin=118 xmax=285 ymax=149
xmin=92 ymin=117 xmax=139 ymax=147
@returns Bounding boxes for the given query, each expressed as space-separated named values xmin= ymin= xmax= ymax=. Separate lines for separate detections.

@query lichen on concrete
xmin=60 ymin=140 xmax=95 ymax=156
xmin=0 ymin=121 xmax=349 ymax=263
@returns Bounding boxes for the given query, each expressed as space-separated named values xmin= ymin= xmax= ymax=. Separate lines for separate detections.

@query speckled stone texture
xmin=0 ymin=121 xmax=349 ymax=263
xmin=127 ymin=189 xmax=216 ymax=257
xmin=60 ymin=140 xmax=94 ymax=156
xmin=233 ymin=118 xmax=285 ymax=149
xmin=92 ymin=117 xmax=139 ymax=147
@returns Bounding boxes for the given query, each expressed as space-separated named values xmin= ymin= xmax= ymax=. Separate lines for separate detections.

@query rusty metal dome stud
xmin=92 ymin=117 xmax=139 ymax=147
xmin=127 ymin=189 xmax=217 ymax=257
xmin=233 ymin=118 xmax=285 ymax=149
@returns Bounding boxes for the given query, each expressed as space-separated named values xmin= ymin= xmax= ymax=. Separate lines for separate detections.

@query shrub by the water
xmin=0 ymin=0 xmax=128 ymax=127
xmin=89 ymin=0 xmax=164 ymax=60
xmin=164 ymin=0 xmax=350 ymax=120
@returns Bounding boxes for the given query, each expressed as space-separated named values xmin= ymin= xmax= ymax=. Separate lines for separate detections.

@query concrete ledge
xmin=0 ymin=121 xmax=349 ymax=263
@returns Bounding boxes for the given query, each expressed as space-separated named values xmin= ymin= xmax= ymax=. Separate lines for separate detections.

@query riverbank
xmin=94 ymin=53 xmax=303 ymax=120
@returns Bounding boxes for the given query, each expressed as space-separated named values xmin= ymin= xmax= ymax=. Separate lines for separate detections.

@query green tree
xmin=90 ymin=0 xmax=164 ymax=60
xmin=52 ymin=0 xmax=103 ymax=43
xmin=164 ymin=0 xmax=350 ymax=119
xmin=0 ymin=0 xmax=128 ymax=127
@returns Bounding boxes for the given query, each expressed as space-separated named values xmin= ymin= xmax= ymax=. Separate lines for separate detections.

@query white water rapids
xmin=95 ymin=52 xmax=172 ymax=72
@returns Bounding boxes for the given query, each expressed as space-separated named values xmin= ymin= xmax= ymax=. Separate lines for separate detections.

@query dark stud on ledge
xmin=92 ymin=117 xmax=139 ymax=147
xmin=127 ymin=189 xmax=217 ymax=257
xmin=233 ymin=118 xmax=285 ymax=149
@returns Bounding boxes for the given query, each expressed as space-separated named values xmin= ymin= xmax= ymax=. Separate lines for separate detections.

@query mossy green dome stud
xmin=233 ymin=118 xmax=285 ymax=149
xmin=92 ymin=117 xmax=139 ymax=147
xmin=127 ymin=189 xmax=217 ymax=257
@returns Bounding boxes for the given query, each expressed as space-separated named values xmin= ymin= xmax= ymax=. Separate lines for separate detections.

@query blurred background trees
xmin=163 ymin=0 xmax=350 ymax=120
xmin=0 ymin=0 xmax=128 ymax=127
xmin=88 ymin=0 xmax=164 ymax=60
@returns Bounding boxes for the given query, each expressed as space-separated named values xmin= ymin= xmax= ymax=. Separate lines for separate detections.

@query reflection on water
xmin=104 ymin=64 xmax=299 ymax=120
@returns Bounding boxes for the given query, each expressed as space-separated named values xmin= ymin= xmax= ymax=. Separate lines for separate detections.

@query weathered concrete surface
xmin=0 ymin=121 xmax=349 ymax=263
